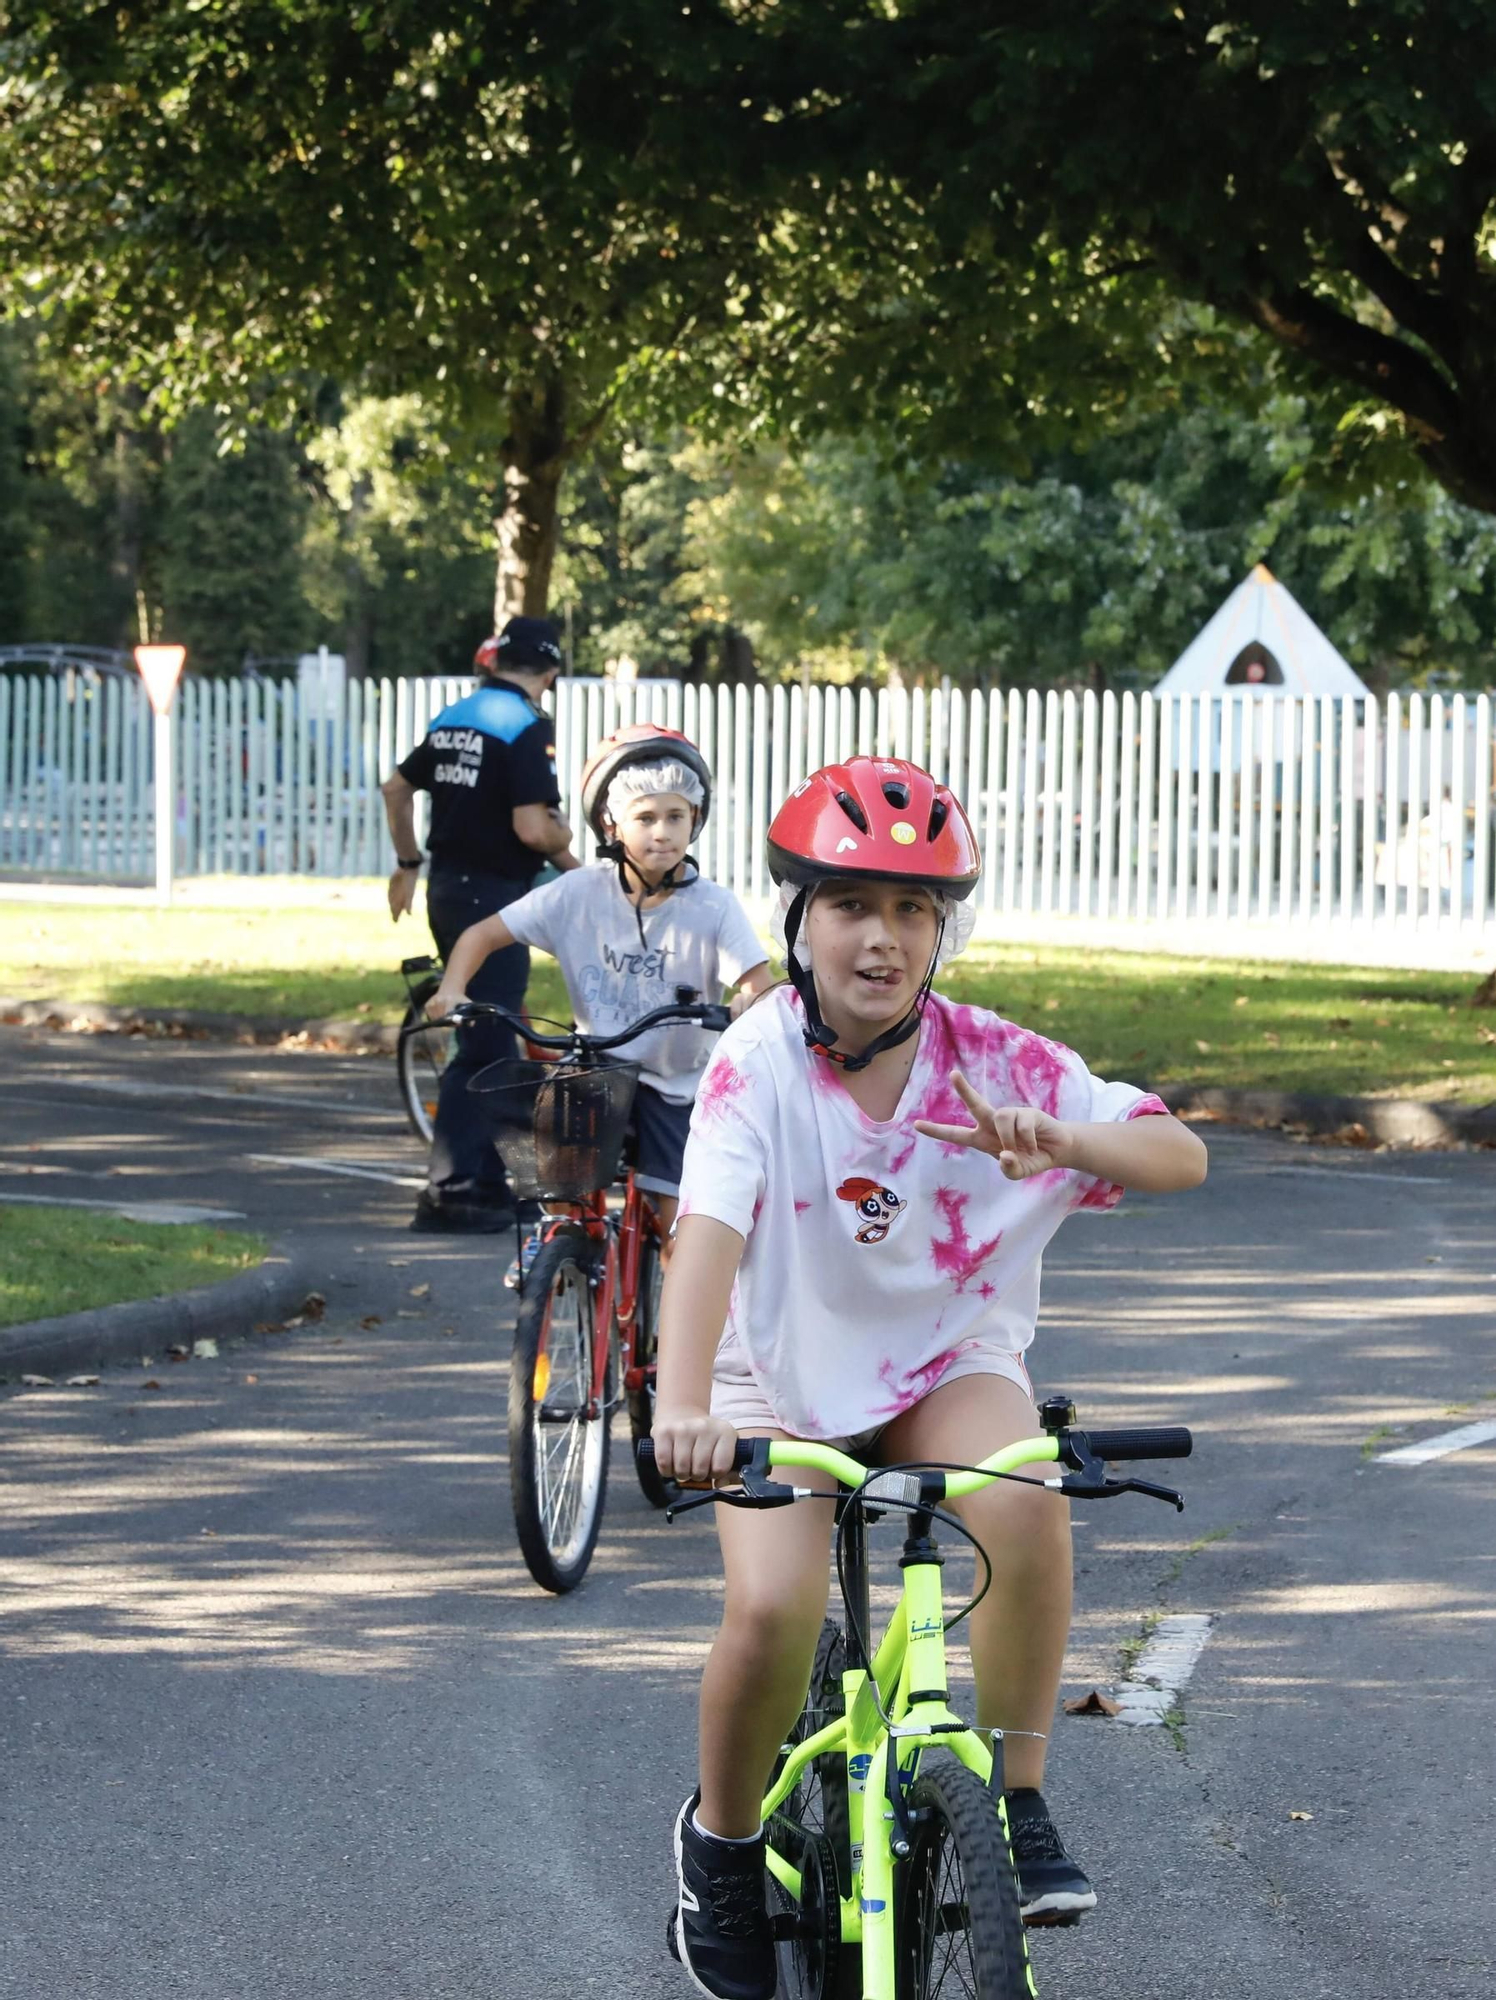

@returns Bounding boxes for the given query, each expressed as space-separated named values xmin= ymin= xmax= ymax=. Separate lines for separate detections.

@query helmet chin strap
xmin=599 ymin=837 xmax=701 ymax=950
xmin=783 ymin=887 xmax=945 ymax=1073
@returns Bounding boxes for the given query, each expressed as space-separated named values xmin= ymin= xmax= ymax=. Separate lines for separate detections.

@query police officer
xmin=381 ymin=616 xmax=579 ymax=1232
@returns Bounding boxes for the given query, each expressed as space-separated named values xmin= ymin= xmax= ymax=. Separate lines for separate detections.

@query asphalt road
xmin=1 ymin=1027 xmax=1493 ymax=1999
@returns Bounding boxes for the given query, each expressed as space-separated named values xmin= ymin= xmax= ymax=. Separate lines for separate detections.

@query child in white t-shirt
xmin=429 ymin=726 xmax=772 ymax=1263
xmin=652 ymin=755 xmax=1207 ymax=2000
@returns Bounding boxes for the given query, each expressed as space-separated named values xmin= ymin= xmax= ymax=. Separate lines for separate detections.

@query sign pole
xmin=134 ymin=645 xmax=187 ymax=908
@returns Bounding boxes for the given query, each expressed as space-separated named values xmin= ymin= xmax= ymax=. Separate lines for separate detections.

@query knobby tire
xmin=896 ymin=1752 xmax=1036 ymax=2000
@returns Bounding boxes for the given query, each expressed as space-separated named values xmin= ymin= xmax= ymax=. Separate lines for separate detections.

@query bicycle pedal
xmin=769 ymin=1911 xmax=806 ymax=1942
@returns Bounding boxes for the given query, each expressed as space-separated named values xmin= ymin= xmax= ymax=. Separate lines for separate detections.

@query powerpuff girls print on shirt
xmin=676 ymin=987 xmax=1167 ymax=1440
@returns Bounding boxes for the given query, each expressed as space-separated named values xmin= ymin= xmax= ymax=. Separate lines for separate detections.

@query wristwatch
xmin=395 ymin=854 xmax=423 ymax=870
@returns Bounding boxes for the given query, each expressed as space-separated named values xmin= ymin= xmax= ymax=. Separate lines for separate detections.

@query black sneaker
xmin=669 ymin=1794 xmax=775 ymax=2000
xmin=1003 ymin=1788 xmax=1097 ymax=1925
xmin=410 ymin=1190 xmax=516 ymax=1235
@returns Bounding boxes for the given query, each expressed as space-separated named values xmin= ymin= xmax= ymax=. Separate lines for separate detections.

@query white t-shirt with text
xmin=677 ymin=986 xmax=1168 ymax=1438
xmin=500 ymin=862 xmax=766 ymax=1103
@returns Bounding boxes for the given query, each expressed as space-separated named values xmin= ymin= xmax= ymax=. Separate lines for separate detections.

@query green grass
xmin=4 ymin=895 xmax=1493 ymax=1103
xmin=1 ymin=895 xmax=572 ymax=1026
xmin=0 ymin=1204 xmax=267 ymax=1330
xmin=943 ymin=944 xmax=1496 ymax=1105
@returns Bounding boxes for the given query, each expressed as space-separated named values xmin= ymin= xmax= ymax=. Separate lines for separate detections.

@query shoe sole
xmin=1021 ymin=1889 xmax=1097 ymax=1927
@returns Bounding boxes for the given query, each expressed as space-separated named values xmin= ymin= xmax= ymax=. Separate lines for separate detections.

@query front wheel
xmin=398 ymin=978 xmax=450 ymax=1145
xmin=507 ymin=1227 xmax=611 ymax=1593
xmin=896 ymin=1752 xmax=1036 ymax=2000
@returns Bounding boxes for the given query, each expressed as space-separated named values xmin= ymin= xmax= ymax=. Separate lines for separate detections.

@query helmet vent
xmin=927 ymin=797 xmax=950 ymax=840
xmin=834 ymin=789 xmax=870 ymax=834
xmin=881 ymin=780 xmax=911 ymax=810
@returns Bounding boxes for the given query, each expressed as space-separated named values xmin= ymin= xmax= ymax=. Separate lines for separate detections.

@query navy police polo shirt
xmin=398 ymin=678 xmax=561 ymax=882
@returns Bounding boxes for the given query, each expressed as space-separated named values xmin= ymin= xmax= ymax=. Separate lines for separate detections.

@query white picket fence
xmin=2 ymin=670 xmax=1493 ymax=949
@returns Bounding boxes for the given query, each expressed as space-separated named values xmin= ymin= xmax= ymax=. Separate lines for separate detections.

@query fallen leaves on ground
xmin=302 ymin=1292 xmax=327 ymax=1322
xmin=1289 ymin=1809 xmax=1314 ymax=1822
xmin=193 ymin=1338 xmax=219 ymax=1359
xmin=65 ymin=1374 xmax=100 ymax=1387
xmin=21 ymin=1373 xmax=54 ymax=1387
xmin=360 ymin=1314 xmax=382 ymax=1329
xmin=1063 ymin=1689 xmax=1122 ymax=1717
xmin=409 ymin=1283 xmax=430 ymax=1298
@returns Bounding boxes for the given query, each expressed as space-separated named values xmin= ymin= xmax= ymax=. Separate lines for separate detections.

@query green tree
xmin=158 ymin=409 xmax=309 ymax=675
xmin=0 ymin=0 xmax=812 ymax=614
xmin=740 ymin=2 xmax=1496 ymax=518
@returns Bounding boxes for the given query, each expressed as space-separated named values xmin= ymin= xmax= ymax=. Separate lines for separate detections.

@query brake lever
xmin=1057 ymin=1474 xmax=1185 ymax=1513
xmin=1121 ymin=1476 xmax=1186 ymax=1512
xmin=663 ymin=1466 xmax=807 ymax=1522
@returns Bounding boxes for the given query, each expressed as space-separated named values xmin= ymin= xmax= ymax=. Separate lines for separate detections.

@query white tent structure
xmin=1158 ymin=564 xmax=1371 ymax=698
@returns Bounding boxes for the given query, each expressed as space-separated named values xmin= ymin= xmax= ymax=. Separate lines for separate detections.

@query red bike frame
xmin=531 ymin=1169 xmax=664 ymax=1419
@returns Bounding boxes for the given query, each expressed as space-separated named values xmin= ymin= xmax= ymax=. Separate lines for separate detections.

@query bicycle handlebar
xmin=636 ymin=1421 xmax=1192 ymax=1512
xmin=430 ymin=995 xmax=733 ymax=1051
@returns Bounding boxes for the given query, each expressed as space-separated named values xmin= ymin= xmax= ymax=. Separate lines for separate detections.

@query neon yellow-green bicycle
xmin=641 ymin=1398 xmax=1192 ymax=1999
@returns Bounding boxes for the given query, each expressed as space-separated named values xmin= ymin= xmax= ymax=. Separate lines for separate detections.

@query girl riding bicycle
xmin=652 ymin=756 xmax=1207 ymax=2000
xmin=429 ymin=725 xmax=773 ymax=1276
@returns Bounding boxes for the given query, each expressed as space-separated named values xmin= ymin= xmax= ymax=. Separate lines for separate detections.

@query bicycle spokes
xmin=531 ymin=1269 xmax=606 ymax=1570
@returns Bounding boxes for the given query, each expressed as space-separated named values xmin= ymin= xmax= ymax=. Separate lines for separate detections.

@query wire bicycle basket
xmin=470 ymin=1058 xmax=641 ymax=1202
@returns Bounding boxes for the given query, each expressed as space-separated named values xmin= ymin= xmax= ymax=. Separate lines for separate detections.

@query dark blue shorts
xmin=627 ymin=1084 xmax=693 ymax=1198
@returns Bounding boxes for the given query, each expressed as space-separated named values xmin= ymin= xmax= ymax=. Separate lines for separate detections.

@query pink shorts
xmin=709 ymin=1349 xmax=1033 ymax=1453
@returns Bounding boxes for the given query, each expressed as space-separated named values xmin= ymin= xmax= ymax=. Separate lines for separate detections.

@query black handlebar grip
xmin=700 ymin=1003 xmax=733 ymax=1032
xmin=635 ymin=1436 xmax=760 ymax=1472
xmin=636 ymin=1438 xmax=656 ymax=1468
xmin=1081 ymin=1426 xmax=1193 ymax=1461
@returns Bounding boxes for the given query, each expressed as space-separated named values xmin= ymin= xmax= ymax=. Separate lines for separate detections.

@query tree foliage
xmin=727 ymin=1 xmax=1496 ymax=517
xmin=0 ymin=0 xmax=811 ymax=609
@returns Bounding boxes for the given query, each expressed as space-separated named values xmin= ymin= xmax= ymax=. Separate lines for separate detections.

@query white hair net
xmin=770 ymin=879 xmax=977 ymax=971
xmin=605 ymin=759 xmax=706 ymax=823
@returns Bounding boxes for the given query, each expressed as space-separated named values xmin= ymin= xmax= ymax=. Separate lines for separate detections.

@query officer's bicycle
xmin=429 ymin=993 xmax=730 ymax=1593
xmin=396 ymin=955 xmax=449 ymax=1144
xmin=639 ymin=1404 xmax=1192 ymax=1998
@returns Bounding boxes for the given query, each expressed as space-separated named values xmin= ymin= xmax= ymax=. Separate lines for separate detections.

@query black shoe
xmin=1003 ymin=1788 xmax=1097 ymax=1925
xmin=410 ymin=1189 xmax=517 ymax=1235
xmin=669 ymin=1794 xmax=775 ymax=2000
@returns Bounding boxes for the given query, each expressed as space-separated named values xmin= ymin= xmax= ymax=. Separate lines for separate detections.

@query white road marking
xmin=42 ymin=1075 xmax=399 ymax=1117
xmin=1250 ymin=1162 xmax=1446 ymax=1187
xmin=0 ymin=1190 xmax=246 ymax=1224
xmin=247 ymin=1153 xmax=424 ymax=1189
xmin=1114 ymin=1613 xmax=1214 ymax=1726
xmin=1374 ymin=1419 xmax=1496 ymax=1466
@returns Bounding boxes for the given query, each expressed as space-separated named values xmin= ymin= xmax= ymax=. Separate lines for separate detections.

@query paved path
xmin=2 ymin=1028 xmax=1493 ymax=1998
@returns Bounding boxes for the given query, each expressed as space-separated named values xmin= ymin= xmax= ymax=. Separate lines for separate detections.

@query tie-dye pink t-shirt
xmin=676 ymin=987 xmax=1167 ymax=1440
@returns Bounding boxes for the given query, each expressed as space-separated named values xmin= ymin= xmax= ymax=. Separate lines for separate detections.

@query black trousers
xmin=424 ymin=867 xmax=534 ymax=1203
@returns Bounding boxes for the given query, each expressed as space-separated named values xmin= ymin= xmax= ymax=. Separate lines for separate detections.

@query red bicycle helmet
xmin=579 ymin=724 xmax=713 ymax=841
xmin=766 ymin=757 xmax=980 ymax=1072
xmin=767 ymin=757 xmax=980 ymax=899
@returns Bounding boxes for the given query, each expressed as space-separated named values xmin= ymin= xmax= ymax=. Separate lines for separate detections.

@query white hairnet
xmin=770 ymin=879 xmax=977 ymax=972
xmin=605 ymin=759 xmax=706 ymax=823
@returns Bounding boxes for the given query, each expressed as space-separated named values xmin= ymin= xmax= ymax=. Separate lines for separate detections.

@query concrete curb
xmin=0 ymin=1245 xmax=318 ymax=1381
xmin=0 ymin=997 xmax=400 ymax=1053
xmin=1158 ymin=1083 xmax=1496 ymax=1147
xmin=4 ymin=997 xmax=1493 ymax=1145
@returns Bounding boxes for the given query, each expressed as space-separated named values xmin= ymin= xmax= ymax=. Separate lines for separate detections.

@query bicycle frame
xmin=760 ymin=1434 xmax=1059 ymax=2000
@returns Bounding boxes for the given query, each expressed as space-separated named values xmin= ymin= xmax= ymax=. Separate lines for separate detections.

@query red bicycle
xmin=444 ymin=994 xmax=730 ymax=1593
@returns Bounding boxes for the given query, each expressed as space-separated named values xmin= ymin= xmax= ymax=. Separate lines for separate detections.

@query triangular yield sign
xmin=134 ymin=645 xmax=187 ymax=715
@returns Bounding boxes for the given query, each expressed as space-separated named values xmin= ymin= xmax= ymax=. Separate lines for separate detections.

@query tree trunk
xmin=1473 ymin=968 xmax=1496 ymax=1007
xmin=495 ymin=375 xmax=571 ymax=620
